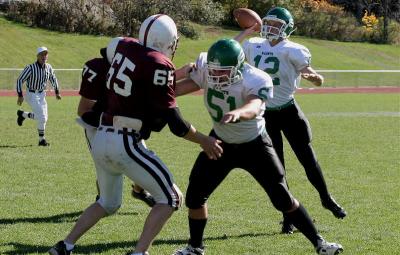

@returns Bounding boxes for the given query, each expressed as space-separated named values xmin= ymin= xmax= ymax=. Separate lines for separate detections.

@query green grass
xmin=0 ymin=17 xmax=399 ymax=89
xmin=0 ymin=93 xmax=399 ymax=254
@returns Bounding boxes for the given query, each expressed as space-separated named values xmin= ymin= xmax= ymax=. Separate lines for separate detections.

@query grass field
xmin=0 ymin=16 xmax=399 ymax=89
xmin=0 ymin=93 xmax=399 ymax=255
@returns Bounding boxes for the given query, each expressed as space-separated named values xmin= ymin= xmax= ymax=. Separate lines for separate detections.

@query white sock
xmin=63 ymin=241 xmax=75 ymax=251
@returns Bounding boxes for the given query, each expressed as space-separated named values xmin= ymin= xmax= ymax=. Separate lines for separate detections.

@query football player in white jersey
xmin=235 ymin=7 xmax=346 ymax=235
xmin=172 ymin=39 xmax=343 ymax=255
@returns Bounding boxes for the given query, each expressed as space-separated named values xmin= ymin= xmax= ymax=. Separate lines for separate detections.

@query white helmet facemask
xmin=206 ymin=63 xmax=242 ymax=90
xmin=139 ymin=14 xmax=179 ymax=59
xmin=261 ymin=18 xmax=288 ymax=41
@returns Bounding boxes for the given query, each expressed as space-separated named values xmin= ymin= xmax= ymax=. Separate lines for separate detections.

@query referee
xmin=16 ymin=46 xmax=61 ymax=146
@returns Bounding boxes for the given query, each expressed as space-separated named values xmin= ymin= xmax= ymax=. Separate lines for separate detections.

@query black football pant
xmin=185 ymin=130 xmax=294 ymax=212
xmin=185 ymin=130 xmax=321 ymax=247
xmin=264 ymin=100 xmax=330 ymax=201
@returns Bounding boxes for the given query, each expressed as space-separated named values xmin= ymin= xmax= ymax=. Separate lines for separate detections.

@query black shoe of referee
xmin=17 ymin=110 xmax=25 ymax=126
xmin=38 ymin=139 xmax=50 ymax=146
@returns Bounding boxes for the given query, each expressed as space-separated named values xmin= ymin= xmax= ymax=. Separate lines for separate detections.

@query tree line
xmin=2 ymin=0 xmax=399 ymax=44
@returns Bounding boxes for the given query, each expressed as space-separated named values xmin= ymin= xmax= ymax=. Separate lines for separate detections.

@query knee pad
xmin=96 ymin=197 xmax=121 ymax=215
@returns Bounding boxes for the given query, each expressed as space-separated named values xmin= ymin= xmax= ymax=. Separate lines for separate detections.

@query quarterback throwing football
xmin=235 ymin=6 xmax=347 ymax=236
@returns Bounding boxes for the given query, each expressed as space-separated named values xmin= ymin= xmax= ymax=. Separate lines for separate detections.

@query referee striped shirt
xmin=16 ymin=61 xmax=59 ymax=97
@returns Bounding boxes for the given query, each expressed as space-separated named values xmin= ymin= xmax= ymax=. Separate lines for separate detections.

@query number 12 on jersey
xmin=254 ymin=55 xmax=280 ymax=86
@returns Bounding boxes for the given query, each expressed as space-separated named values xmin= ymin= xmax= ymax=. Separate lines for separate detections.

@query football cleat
xmin=280 ymin=217 xmax=295 ymax=234
xmin=48 ymin=241 xmax=73 ymax=255
xmin=316 ymin=239 xmax=343 ymax=255
xmin=172 ymin=245 xmax=205 ymax=255
xmin=131 ymin=185 xmax=156 ymax=207
xmin=39 ymin=139 xmax=50 ymax=146
xmin=17 ymin=110 xmax=25 ymax=126
xmin=321 ymin=196 xmax=347 ymax=219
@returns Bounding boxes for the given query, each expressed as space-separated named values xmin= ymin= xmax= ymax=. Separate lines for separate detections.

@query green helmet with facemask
xmin=261 ymin=7 xmax=295 ymax=41
xmin=206 ymin=39 xmax=245 ymax=89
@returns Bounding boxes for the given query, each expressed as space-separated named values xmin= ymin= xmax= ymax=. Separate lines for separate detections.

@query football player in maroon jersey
xmin=49 ymin=14 xmax=223 ymax=255
xmin=77 ymin=41 xmax=155 ymax=207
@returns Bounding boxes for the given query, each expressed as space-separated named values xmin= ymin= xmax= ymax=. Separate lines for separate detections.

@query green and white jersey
xmin=190 ymin=52 xmax=273 ymax=144
xmin=242 ymin=37 xmax=311 ymax=108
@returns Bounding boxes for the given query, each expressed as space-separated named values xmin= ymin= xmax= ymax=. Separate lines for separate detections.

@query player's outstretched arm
xmin=183 ymin=125 xmax=223 ymax=160
xmin=175 ymin=78 xmax=200 ymax=97
xmin=220 ymin=95 xmax=263 ymax=124
xmin=165 ymin=107 xmax=223 ymax=160
xmin=234 ymin=23 xmax=259 ymax=43
xmin=175 ymin=63 xmax=195 ymax=81
xmin=301 ymin=66 xmax=324 ymax=87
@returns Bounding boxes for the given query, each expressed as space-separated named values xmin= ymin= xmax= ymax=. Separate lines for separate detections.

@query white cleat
xmin=172 ymin=245 xmax=205 ymax=255
xmin=316 ymin=239 xmax=344 ymax=255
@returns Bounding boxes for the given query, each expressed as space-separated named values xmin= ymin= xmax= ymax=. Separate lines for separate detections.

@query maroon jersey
xmin=79 ymin=58 xmax=109 ymax=101
xmin=104 ymin=38 xmax=177 ymax=137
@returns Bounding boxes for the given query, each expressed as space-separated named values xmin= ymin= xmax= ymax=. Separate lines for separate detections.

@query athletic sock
xmin=23 ymin=112 xmax=34 ymax=119
xmin=22 ymin=112 xmax=28 ymax=118
xmin=63 ymin=241 xmax=75 ymax=251
xmin=38 ymin=129 xmax=45 ymax=141
xmin=285 ymin=204 xmax=320 ymax=247
xmin=188 ymin=217 xmax=207 ymax=248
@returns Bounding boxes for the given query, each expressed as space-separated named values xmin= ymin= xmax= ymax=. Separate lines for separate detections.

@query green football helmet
xmin=261 ymin=7 xmax=295 ymax=41
xmin=206 ymin=39 xmax=245 ymax=88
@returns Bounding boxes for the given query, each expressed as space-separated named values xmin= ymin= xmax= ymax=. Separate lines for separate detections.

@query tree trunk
xmin=382 ymin=0 xmax=389 ymax=43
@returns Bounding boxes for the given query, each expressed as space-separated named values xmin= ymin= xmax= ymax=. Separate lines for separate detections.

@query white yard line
xmin=307 ymin=112 xmax=400 ymax=117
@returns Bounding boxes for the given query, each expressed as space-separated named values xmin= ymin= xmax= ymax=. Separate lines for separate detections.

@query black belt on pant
xmin=265 ymin=99 xmax=295 ymax=111
xmin=98 ymin=126 xmax=141 ymax=140
xmin=28 ymin=89 xmax=43 ymax=93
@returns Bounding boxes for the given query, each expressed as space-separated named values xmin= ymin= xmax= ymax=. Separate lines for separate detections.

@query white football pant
xmin=91 ymin=126 xmax=182 ymax=214
xmin=25 ymin=90 xmax=47 ymax=130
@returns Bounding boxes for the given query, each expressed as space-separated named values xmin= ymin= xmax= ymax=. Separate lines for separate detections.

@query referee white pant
xmin=25 ymin=90 xmax=48 ymax=130
xmin=91 ymin=125 xmax=182 ymax=215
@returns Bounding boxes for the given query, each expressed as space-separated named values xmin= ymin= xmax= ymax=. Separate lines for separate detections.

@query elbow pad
xmin=81 ymin=111 xmax=102 ymax=128
xmin=166 ymin=107 xmax=191 ymax=137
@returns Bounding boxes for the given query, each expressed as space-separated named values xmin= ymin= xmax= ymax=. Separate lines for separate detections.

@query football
xmin=233 ymin=8 xmax=262 ymax=32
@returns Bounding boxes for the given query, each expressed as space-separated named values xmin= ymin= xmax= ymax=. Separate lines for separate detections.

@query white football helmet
xmin=106 ymin=37 xmax=124 ymax=64
xmin=139 ymin=14 xmax=178 ymax=59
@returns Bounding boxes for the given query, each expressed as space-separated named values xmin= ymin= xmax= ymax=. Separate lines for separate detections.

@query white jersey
xmin=242 ymin=37 xmax=311 ymax=108
xmin=190 ymin=53 xmax=273 ymax=144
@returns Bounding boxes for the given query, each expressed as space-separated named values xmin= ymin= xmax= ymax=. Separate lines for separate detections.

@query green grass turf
xmin=0 ymin=17 xmax=399 ymax=89
xmin=0 ymin=93 xmax=399 ymax=254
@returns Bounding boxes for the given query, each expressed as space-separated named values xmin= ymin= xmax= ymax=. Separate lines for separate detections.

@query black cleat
xmin=131 ymin=185 xmax=155 ymax=207
xmin=280 ymin=217 xmax=295 ymax=234
xmin=38 ymin=139 xmax=50 ymax=146
xmin=48 ymin=240 xmax=73 ymax=255
xmin=17 ymin=110 xmax=25 ymax=126
xmin=322 ymin=196 xmax=347 ymax=219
